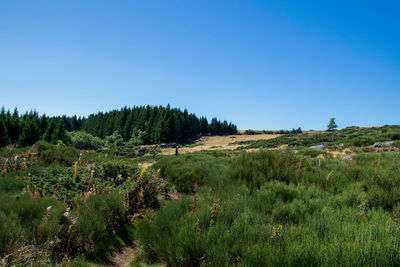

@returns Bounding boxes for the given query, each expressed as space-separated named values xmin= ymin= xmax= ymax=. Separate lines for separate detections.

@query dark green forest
xmin=0 ymin=105 xmax=237 ymax=148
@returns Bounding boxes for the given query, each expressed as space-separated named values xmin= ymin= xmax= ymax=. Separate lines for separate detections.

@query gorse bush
xmin=35 ymin=141 xmax=79 ymax=166
xmin=67 ymin=193 xmax=125 ymax=257
xmin=96 ymin=160 xmax=140 ymax=184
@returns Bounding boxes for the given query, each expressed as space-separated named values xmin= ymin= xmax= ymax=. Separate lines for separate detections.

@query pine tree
xmin=0 ymin=118 xmax=9 ymax=147
xmin=44 ymin=120 xmax=56 ymax=143
xmin=39 ymin=115 xmax=48 ymax=136
xmin=52 ymin=122 xmax=66 ymax=144
xmin=18 ymin=119 xmax=40 ymax=147
xmin=8 ymin=108 xmax=21 ymax=143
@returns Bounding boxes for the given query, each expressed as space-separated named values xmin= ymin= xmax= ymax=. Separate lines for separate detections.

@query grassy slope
xmin=2 ymin=125 xmax=400 ymax=266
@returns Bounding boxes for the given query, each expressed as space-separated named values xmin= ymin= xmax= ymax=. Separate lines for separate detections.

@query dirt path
xmin=106 ymin=242 xmax=137 ymax=267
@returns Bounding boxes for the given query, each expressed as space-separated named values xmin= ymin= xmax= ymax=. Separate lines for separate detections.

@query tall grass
xmin=136 ymin=150 xmax=400 ymax=266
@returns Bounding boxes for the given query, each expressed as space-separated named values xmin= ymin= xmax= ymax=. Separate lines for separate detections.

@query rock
xmin=310 ymin=145 xmax=326 ymax=150
xmin=342 ymin=155 xmax=353 ymax=161
xmin=137 ymin=148 xmax=148 ymax=157
xmin=373 ymin=141 xmax=394 ymax=147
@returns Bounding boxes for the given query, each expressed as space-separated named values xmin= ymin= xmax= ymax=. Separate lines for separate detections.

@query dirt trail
xmin=106 ymin=242 xmax=137 ymax=267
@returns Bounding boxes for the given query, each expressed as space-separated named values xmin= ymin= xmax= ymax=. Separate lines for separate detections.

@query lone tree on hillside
xmin=327 ymin=118 xmax=338 ymax=131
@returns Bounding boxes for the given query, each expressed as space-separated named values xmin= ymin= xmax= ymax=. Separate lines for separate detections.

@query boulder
xmin=342 ymin=155 xmax=353 ymax=161
xmin=373 ymin=141 xmax=394 ymax=148
xmin=137 ymin=147 xmax=149 ymax=157
xmin=310 ymin=145 xmax=326 ymax=150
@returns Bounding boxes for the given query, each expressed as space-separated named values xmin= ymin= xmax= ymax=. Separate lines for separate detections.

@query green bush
xmin=153 ymin=153 xmax=226 ymax=193
xmin=69 ymin=193 xmax=125 ymax=257
xmin=35 ymin=141 xmax=79 ymax=166
xmin=96 ymin=160 xmax=139 ymax=184
xmin=67 ymin=131 xmax=104 ymax=150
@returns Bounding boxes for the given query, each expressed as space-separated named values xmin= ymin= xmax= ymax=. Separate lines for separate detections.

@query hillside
xmin=1 ymin=125 xmax=400 ymax=266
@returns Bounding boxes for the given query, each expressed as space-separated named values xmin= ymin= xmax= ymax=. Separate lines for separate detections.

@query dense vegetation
xmin=134 ymin=149 xmax=400 ymax=266
xmin=236 ymin=125 xmax=400 ymax=151
xmin=82 ymin=105 xmax=237 ymax=143
xmin=0 ymin=105 xmax=237 ymax=148
xmin=0 ymin=141 xmax=171 ymax=266
xmin=2 ymin=117 xmax=400 ymax=266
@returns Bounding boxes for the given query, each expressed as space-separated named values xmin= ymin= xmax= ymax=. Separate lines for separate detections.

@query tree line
xmin=0 ymin=105 xmax=237 ymax=147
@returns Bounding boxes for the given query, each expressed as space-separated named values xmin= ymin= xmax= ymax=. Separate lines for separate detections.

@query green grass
xmin=135 ymin=150 xmax=400 ymax=266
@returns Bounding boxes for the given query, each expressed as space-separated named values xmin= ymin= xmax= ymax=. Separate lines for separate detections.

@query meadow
xmin=1 ymin=125 xmax=400 ymax=266
xmin=133 ymin=149 xmax=400 ymax=266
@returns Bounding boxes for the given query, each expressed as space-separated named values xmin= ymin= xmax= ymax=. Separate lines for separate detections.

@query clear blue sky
xmin=1 ymin=0 xmax=399 ymax=130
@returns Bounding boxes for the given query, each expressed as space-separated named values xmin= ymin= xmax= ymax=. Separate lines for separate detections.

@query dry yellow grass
xmin=160 ymin=134 xmax=281 ymax=155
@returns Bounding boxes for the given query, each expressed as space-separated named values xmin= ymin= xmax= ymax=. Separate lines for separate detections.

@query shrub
xmin=96 ymin=160 xmax=139 ymax=184
xmin=67 ymin=131 xmax=104 ymax=150
xmin=35 ymin=141 xmax=79 ymax=166
xmin=153 ymin=153 xmax=221 ymax=193
xmin=69 ymin=193 xmax=125 ymax=257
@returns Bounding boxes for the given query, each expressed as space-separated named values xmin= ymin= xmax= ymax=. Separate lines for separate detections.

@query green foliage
xmin=35 ymin=141 xmax=79 ymax=166
xmin=82 ymin=106 xmax=237 ymax=143
xmin=297 ymin=148 xmax=328 ymax=157
xmin=0 ymin=118 xmax=8 ymax=147
xmin=96 ymin=160 xmax=140 ymax=184
xmin=69 ymin=193 xmax=125 ymax=256
xmin=18 ymin=119 xmax=40 ymax=147
xmin=136 ymin=150 xmax=400 ymax=266
xmin=0 ymin=146 xmax=169 ymax=265
xmin=2 ymin=105 xmax=236 ymax=147
xmin=68 ymin=131 xmax=104 ymax=150
xmin=244 ymin=129 xmax=263 ymax=135
xmin=241 ymin=124 xmax=400 ymax=150
xmin=153 ymin=152 xmax=230 ymax=193
xmin=128 ymin=128 xmax=145 ymax=147
xmin=327 ymin=118 xmax=338 ymax=131
xmin=105 ymin=130 xmax=124 ymax=147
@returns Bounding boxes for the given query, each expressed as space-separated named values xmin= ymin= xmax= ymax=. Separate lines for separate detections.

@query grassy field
xmin=1 ymin=126 xmax=400 ymax=266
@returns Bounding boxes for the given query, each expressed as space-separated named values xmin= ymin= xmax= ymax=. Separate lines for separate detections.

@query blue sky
xmin=1 ymin=0 xmax=399 ymax=130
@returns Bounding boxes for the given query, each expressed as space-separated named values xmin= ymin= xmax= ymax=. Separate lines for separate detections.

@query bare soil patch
xmin=159 ymin=134 xmax=281 ymax=155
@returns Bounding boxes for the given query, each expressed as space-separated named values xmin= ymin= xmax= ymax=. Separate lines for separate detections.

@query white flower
xmin=63 ymin=212 xmax=69 ymax=217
